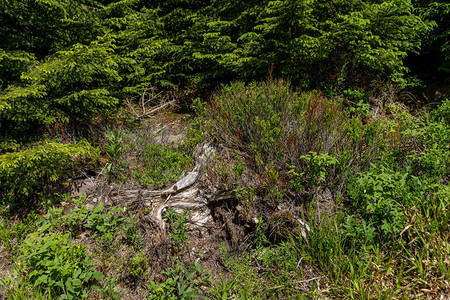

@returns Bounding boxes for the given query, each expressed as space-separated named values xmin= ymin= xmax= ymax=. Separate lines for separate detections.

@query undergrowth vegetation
xmin=1 ymin=0 xmax=449 ymax=298
xmin=200 ymin=80 xmax=450 ymax=298
xmin=103 ymin=126 xmax=195 ymax=188
xmin=0 ymin=141 xmax=98 ymax=208
xmin=0 ymin=79 xmax=448 ymax=299
xmin=205 ymin=79 xmax=389 ymax=206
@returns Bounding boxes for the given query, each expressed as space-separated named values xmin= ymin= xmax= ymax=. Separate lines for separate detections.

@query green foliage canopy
xmin=0 ymin=0 xmax=446 ymax=136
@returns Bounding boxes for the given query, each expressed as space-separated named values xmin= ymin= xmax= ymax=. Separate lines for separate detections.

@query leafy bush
xmin=298 ymin=152 xmax=338 ymax=190
xmin=410 ymin=146 xmax=449 ymax=178
xmin=84 ymin=204 xmax=122 ymax=235
xmin=431 ymin=99 xmax=450 ymax=124
xmin=207 ymin=79 xmax=345 ymax=168
xmin=148 ymin=263 xmax=204 ymax=300
xmin=0 ymin=141 xmax=98 ymax=204
xmin=347 ymin=164 xmax=412 ymax=238
xmin=206 ymin=79 xmax=387 ymax=199
xmin=16 ymin=232 xmax=104 ymax=299
xmin=390 ymin=100 xmax=450 ymax=179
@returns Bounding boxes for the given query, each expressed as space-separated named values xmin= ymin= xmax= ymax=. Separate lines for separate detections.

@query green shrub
xmin=207 ymin=79 xmax=295 ymax=168
xmin=347 ymin=164 xmax=416 ymax=239
xmin=16 ymin=232 xmax=104 ymax=299
xmin=299 ymin=152 xmax=338 ymax=190
xmin=84 ymin=204 xmax=123 ymax=235
xmin=407 ymin=100 xmax=450 ymax=179
xmin=410 ymin=146 xmax=449 ymax=178
xmin=340 ymin=215 xmax=376 ymax=250
xmin=342 ymin=89 xmax=371 ymax=117
xmin=148 ymin=263 xmax=204 ymax=300
xmin=206 ymin=79 xmax=387 ymax=198
xmin=335 ymin=117 xmax=390 ymax=189
xmin=430 ymin=99 xmax=450 ymax=125
xmin=207 ymin=79 xmax=346 ymax=168
xmin=0 ymin=141 xmax=98 ymax=204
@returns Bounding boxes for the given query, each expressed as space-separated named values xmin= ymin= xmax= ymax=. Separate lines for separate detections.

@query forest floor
xmin=0 ymin=82 xmax=448 ymax=299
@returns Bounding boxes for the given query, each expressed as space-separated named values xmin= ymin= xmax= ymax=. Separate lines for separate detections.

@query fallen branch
xmin=134 ymin=100 xmax=176 ymax=122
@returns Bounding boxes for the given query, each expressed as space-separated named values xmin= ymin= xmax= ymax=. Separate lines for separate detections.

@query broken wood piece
xmin=161 ymin=163 xmax=200 ymax=195
xmin=134 ymin=100 xmax=176 ymax=122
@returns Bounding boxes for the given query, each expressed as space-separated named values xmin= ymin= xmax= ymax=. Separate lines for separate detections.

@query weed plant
xmin=148 ymin=262 xmax=205 ymax=300
xmin=103 ymin=127 xmax=194 ymax=188
xmin=16 ymin=232 xmax=104 ymax=299
xmin=164 ymin=209 xmax=189 ymax=255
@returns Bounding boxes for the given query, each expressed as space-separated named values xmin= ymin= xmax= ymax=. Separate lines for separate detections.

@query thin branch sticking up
xmin=134 ymin=100 xmax=176 ymax=122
